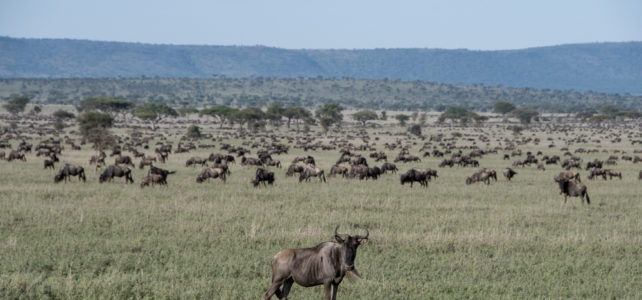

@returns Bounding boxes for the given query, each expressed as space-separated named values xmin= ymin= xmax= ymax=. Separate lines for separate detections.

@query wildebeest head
xmin=54 ymin=172 xmax=64 ymax=183
xmin=334 ymin=226 xmax=368 ymax=272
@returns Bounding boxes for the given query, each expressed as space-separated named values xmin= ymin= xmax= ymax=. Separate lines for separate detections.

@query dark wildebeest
xmin=588 ymin=168 xmax=607 ymax=180
xmin=252 ymin=168 xmax=275 ymax=187
xmin=264 ymin=226 xmax=368 ymax=300
xmin=286 ymin=164 xmax=305 ymax=177
xmin=380 ymin=162 xmax=398 ymax=174
xmin=54 ymin=164 xmax=86 ymax=183
xmin=7 ymin=150 xmax=26 ymax=162
xmin=241 ymin=156 xmax=263 ymax=166
xmin=503 ymin=168 xmax=517 ymax=181
xmin=185 ymin=156 xmax=208 ymax=167
xmin=554 ymin=176 xmax=590 ymax=204
xmin=44 ymin=159 xmax=55 ymax=169
xmin=400 ymin=169 xmax=428 ymax=187
xmin=99 ymin=165 xmax=134 ymax=183
xmin=438 ymin=159 xmax=454 ymax=168
xmin=329 ymin=165 xmax=349 ymax=178
xmin=196 ymin=167 xmax=226 ymax=183
xmin=299 ymin=165 xmax=326 ymax=183
xmin=586 ymin=160 xmax=603 ymax=170
xmin=114 ymin=155 xmax=135 ymax=168
xmin=149 ymin=166 xmax=176 ymax=183
xmin=140 ymin=173 xmax=166 ymax=188
xmin=292 ymin=155 xmax=315 ymax=166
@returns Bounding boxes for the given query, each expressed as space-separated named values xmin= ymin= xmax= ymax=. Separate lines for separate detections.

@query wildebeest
xmin=329 ymin=165 xmax=348 ymax=178
xmin=185 ymin=156 xmax=208 ymax=167
xmin=241 ymin=156 xmax=263 ymax=166
xmin=299 ymin=165 xmax=326 ymax=183
xmin=503 ymin=168 xmax=517 ymax=181
xmin=7 ymin=150 xmax=26 ymax=162
xmin=292 ymin=155 xmax=315 ymax=166
xmin=149 ymin=166 xmax=176 ymax=183
xmin=554 ymin=176 xmax=590 ymax=204
xmin=438 ymin=159 xmax=454 ymax=168
xmin=639 ymin=170 xmax=642 ymax=180
xmin=54 ymin=164 xmax=86 ymax=183
xmin=588 ymin=168 xmax=607 ymax=180
xmin=605 ymin=169 xmax=622 ymax=180
xmin=196 ymin=167 xmax=226 ymax=183
xmin=264 ymin=226 xmax=368 ymax=300
xmin=44 ymin=159 xmax=55 ymax=169
xmin=466 ymin=168 xmax=496 ymax=185
xmin=139 ymin=158 xmax=154 ymax=169
xmin=99 ymin=165 xmax=134 ymax=183
xmin=380 ymin=162 xmax=398 ymax=174
xmin=140 ymin=173 xmax=166 ymax=188
xmin=400 ymin=169 xmax=428 ymax=187
xmin=252 ymin=168 xmax=275 ymax=187
xmin=114 ymin=155 xmax=135 ymax=168
xmin=286 ymin=164 xmax=305 ymax=177
xmin=557 ymin=170 xmax=581 ymax=182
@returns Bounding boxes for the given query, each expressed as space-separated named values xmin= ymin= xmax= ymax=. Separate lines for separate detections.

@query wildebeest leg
xmin=324 ymin=282 xmax=333 ymax=300
xmin=331 ymin=282 xmax=339 ymax=300
xmin=264 ymin=275 xmax=288 ymax=300
xmin=280 ymin=277 xmax=294 ymax=299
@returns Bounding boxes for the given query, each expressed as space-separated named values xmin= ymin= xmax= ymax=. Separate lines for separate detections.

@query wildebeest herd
xmin=1 ymin=112 xmax=641 ymax=299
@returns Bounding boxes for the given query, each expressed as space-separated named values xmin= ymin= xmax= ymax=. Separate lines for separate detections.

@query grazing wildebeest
xmin=554 ymin=176 xmax=590 ymax=204
xmin=140 ymin=173 xmax=166 ymax=188
xmin=586 ymin=160 xmax=603 ymax=170
xmin=438 ymin=159 xmax=454 ymax=168
xmin=252 ymin=168 xmax=275 ymax=187
xmin=196 ymin=167 xmax=226 ymax=183
xmin=149 ymin=166 xmax=176 ymax=183
xmin=264 ymin=226 xmax=368 ymax=300
xmin=286 ymin=164 xmax=305 ymax=177
xmin=241 ymin=156 xmax=263 ymax=166
xmin=605 ymin=169 xmax=622 ymax=180
xmin=7 ymin=150 xmax=26 ymax=162
xmin=139 ymin=158 xmax=154 ymax=169
xmin=292 ymin=155 xmax=315 ymax=166
xmin=54 ymin=164 xmax=86 ymax=183
xmin=44 ymin=159 xmax=55 ymax=169
xmin=329 ymin=165 xmax=349 ymax=178
xmin=99 ymin=165 xmax=134 ymax=183
xmin=588 ymin=168 xmax=607 ymax=180
xmin=400 ymin=169 xmax=428 ymax=187
xmin=557 ymin=170 xmax=581 ymax=182
xmin=114 ymin=155 xmax=135 ymax=168
xmin=380 ymin=162 xmax=398 ymax=174
xmin=185 ymin=156 xmax=208 ymax=167
xmin=503 ymin=168 xmax=517 ymax=181
xmin=264 ymin=159 xmax=282 ymax=168
xmin=299 ymin=165 xmax=326 ymax=183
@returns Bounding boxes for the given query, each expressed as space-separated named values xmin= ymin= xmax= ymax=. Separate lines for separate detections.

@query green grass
xmin=0 ymin=123 xmax=641 ymax=299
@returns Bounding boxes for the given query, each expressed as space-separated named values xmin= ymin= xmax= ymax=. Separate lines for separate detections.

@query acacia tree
xmin=316 ymin=103 xmax=343 ymax=133
xmin=3 ymin=96 xmax=30 ymax=116
xmin=200 ymin=105 xmax=238 ymax=128
xmin=511 ymin=108 xmax=539 ymax=125
xmin=266 ymin=103 xmax=284 ymax=127
xmin=79 ymin=97 xmax=135 ymax=120
xmin=134 ymin=103 xmax=178 ymax=130
xmin=232 ymin=107 xmax=265 ymax=131
xmin=76 ymin=111 xmax=115 ymax=151
xmin=351 ymin=110 xmax=378 ymax=126
xmin=53 ymin=109 xmax=75 ymax=132
xmin=493 ymin=101 xmax=516 ymax=115
xmin=282 ymin=106 xmax=312 ymax=129
xmin=395 ymin=114 xmax=410 ymax=126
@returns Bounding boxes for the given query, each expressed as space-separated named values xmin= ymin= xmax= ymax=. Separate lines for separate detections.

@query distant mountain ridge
xmin=1 ymin=36 xmax=641 ymax=94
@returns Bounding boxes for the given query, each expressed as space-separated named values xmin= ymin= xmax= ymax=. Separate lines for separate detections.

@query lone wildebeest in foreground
xmin=503 ymin=168 xmax=517 ymax=181
xmin=265 ymin=226 xmax=368 ymax=300
xmin=554 ymin=176 xmax=590 ymax=204
xmin=54 ymin=164 xmax=86 ymax=183
xmin=252 ymin=168 xmax=275 ymax=187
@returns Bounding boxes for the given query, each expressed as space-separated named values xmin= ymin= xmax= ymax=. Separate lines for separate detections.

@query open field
xmin=1 ymin=117 xmax=641 ymax=299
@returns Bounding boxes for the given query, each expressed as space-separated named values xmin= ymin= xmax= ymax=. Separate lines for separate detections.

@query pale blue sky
xmin=1 ymin=0 xmax=640 ymax=50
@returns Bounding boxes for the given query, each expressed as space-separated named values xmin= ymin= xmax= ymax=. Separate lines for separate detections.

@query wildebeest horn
xmin=355 ymin=228 xmax=369 ymax=240
xmin=334 ymin=226 xmax=348 ymax=242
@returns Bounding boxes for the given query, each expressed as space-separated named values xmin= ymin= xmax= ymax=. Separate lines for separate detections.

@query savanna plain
xmin=1 ymin=115 xmax=641 ymax=299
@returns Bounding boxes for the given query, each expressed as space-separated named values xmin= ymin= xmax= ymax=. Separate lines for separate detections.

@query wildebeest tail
xmin=585 ymin=192 xmax=590 ymax=204
xmin=346 ymin=269 xmax=362 ymax=283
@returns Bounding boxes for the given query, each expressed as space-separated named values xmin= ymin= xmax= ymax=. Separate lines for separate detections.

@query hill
xmin=0 ymin=36 xmax=641 ymax=94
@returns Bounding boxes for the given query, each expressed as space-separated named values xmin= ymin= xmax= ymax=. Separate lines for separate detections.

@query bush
xmin=408 ymin=124 xmax=422 ymax=136
xmin=186 ymin=125 xmax=202 ymax=138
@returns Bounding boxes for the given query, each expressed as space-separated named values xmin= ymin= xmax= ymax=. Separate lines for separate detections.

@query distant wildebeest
xmin=196 ymin=167 xmax=226 ymax=183
xmin=140 ymin=173 xmax=166 ymax=188
xmin=438 ymin=159 xmax=454 ymax=168
xmin=557 ymin=170 xmax=581 ymax=183
xmin=554 ymin=176 xmax=590 ymax=204
xmin=400 ymin=169 xmax=428 ymax=187
xmin=588 ymin=168 xmax=607 ymax=180
xmin=299 ymin=165 xmax=326 ymax=183
xmin=7 ymin=150 xmax=26 ymax=162
xmin=286 ymin=164 xmax=305 ymax=177
xmin=394 ymin=154 xmax=420 ymax=163
xmin=605 ymin=169 xmax=622 ymax=180
xmin=586 ymin=160 xmax=603 ymax=170
xmin=252 ymin=168 xmax=275 ymax=187
xmin=503 ymin=168 xmax=517 ymax=181
xmin=264 ymin=226 xmax=368 ymax=300
xmin=44 ymin=159 xmax=55 ymax=169
xmin=329 ymin=165 xmax=349 ymax=178
xmin=537 ymin=162 xmax=545 ymax=171
xmin=114 ymin=155 xmax=135 ymax=168
xmin=99 ymin=165 xmax=134 ymax=184
xmin=350 ymin=156 xmax=368 ymax=167
xmin=149 ymin=166 xmax=176 ymax=183
xmin=292 ymin=155 xmax=315 ymax=166
xmin=380 ymin=162 xmax=398 ymax=174
xmin=466 ymin=168 xmax=496 ymax=185
xmin=264 ymin=159 xmax=282 ymax=168
xmin=139 ymin=158 xmax=154 ymax=169
xmin=241 ymin=156 xmax=263 ymax=166
xmin=185 ymin=156 xmax=208 ymax=167
xmin=54 ymin=164 xmax=86 ymax=183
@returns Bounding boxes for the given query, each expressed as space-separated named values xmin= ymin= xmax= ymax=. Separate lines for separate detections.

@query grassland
xmin=0 ymin=121 xmax=641 ymax=299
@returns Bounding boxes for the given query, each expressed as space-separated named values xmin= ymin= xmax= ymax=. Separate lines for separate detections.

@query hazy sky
xmin=1 ymin=0 xmax=640 ymax=50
